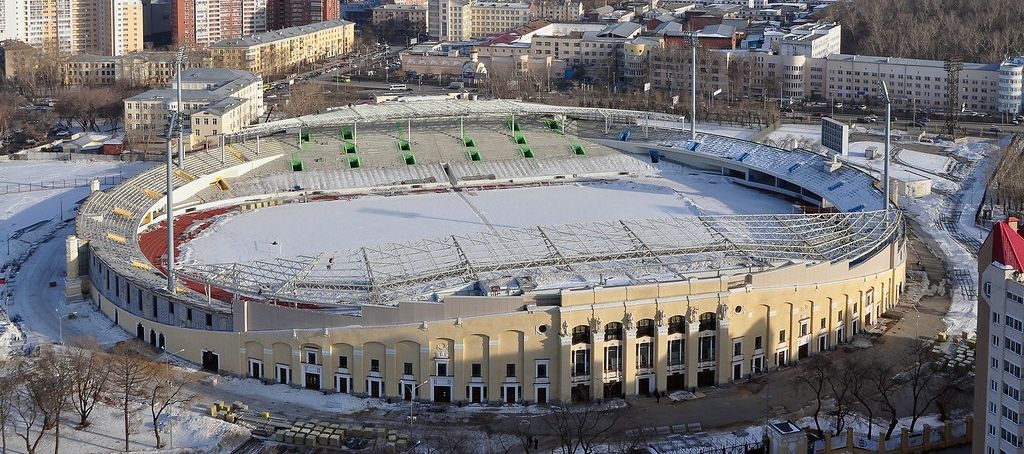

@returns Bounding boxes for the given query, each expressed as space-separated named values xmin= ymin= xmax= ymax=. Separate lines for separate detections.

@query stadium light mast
xmin=687 ymin=32 xmax=698 ymax=140
xmin=174 ymin=47 xmax=187 ymax=168
xmin=877 ymin=80 xmax=891 ymax=216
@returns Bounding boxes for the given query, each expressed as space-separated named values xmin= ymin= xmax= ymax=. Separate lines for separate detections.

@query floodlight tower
xmin=877 ymin=80 xmax=891 ymax=215
xmin=685 ymin=32 xmax=699 ymax=140
xmin=174 ymin=47 xmax=188 ymax=168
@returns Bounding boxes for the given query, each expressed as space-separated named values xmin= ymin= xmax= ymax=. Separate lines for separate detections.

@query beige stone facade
xmin=371 ymin=5 xmax=428 ymax=35
xmin=209 ymin=19 xmax=355 ymax=77
xmin=88 ymin=238 xmax=904 ymax=403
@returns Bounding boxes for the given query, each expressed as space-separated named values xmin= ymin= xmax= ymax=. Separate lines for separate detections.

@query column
xmin=655 ymin=326 xmax=669 ymax=394
xmin=487 ymin=339 xmax=501 ymax=403
xmin=453 ymin=342 xmax=466 ymax=401
xmin=352 ymin=347 xmax=365 ymax=394
xmin=291 ymin=347 xmax=301 ymax=387
xmin=385 ymin=345 xmax=398 ymax=397
xmin=623 ymin=330 xmax=637 ymax=396
xmin=263 ymin=346 xmax=273 ymax=381
xmin=321 ymin=343 xmax=332 ymax=391
xmin=590 ymin=328 xmax=604 ymax=400
xmin=419 ymin=344 xmax=431 ymax=402
xmin=716 ymin=319 xmax=731 ymax=384
xmin=685 ymin=323 xmax=699 ymax=389
xmin=558 ymin=335 xmax=572 ymax=402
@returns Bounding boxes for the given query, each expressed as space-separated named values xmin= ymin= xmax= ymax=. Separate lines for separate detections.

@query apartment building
xmin=371 ymin=4 xmax=428 ymax=35
xmin=0 ymin=40 xmax=37 ymax=78
xmin=1 ymin=0 xmax=142 ymax=56
xmin=535 ymin=0 xmax=582 ymax=23
xmin=267 ymin=0 xmax=339 ymax=30
xmin=778 ymin=22 xmax=840 ymax=58
xmin=429 ymin=0 xmax=472 ymax=41
xmin=209 ymin=19 xmax=355 ymax=76
xmin=172 ymin=0 xmax=259 ymax=47
xmin=975 ymin=218 xmax=1024 ymax=454
xmin=470 ymin=2 xmax=533 ymax=38
xmin=124 ymin=68 xmax=263 ymax=149
xmin=999 ymin=57 xmax=1024 ymax=115
xmin=61 ymin=52 xmax=209 ymax=86
xmin=530 ymin=22 xmax=641 ymax=77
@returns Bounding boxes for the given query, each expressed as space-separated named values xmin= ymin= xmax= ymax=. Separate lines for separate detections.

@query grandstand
xmin=72 ymin=99 xmax=906 ymax=402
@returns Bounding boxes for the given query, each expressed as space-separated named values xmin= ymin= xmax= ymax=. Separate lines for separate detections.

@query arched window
xmin=698 ymin=312 xmax=717 ymax=331
xmin=604 ymin=322 xmax=623 ymax=341
xmin=572 ymin=325 xmax=591 ymax=345
xmin=668 ymin=315 xmax=686 ymax=335
xmin=636 ymin=319 xmax=655 ymax=338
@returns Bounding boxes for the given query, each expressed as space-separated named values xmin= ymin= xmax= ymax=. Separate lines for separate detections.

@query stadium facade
xmin=71 ymin=100 xmax=906 ymax=403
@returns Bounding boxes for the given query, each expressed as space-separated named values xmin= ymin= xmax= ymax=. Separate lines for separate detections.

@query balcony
xmin=602 ymin=370 xmax=622 ymax=382
xmin=667 ymin=363 xmax=685 ymax=373
xmin=570 ymin=374 xmax=591 ymax=384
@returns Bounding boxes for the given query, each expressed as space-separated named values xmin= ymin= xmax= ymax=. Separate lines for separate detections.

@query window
xmin=820 ymin=318 xmax=826 ymax=329
xmin=667 ymin=316 xmax=685 ymax=335
xmin=1007 ymin=291 xmax=1024 ymax=305
xmin=1007 ymin=314 xmax=1024 ymax=332
xmin=471 ymin=363 xmax=482 ymax=377
xmin=1000 ymin=427 xmax=1020 ymax=447
xmin=1007 ymin=337 xmax=1023 ymax=355
xmin=536 ymin=362 xmax=548 ymax=378
xmin=604 ymin=322 xmax=623 ymax=341
xmin=436 ymin=362 xmax=448 ymax=376
xmin=370 ymin=359 xmax=380 ymax=372
xmin=733 ymin=339 xmax=742 ymax=357
xmin=404 ymin=362 xmax=413 ymax=375
xmin=637 ymin=319 xmax=655 ymax=338
xmin=800 ymin=320 xmax=810 ymax=336
xmin=993 ymin=312 xmax=1000 ymax=325
xmin=995 ymin=335 xmax=1002 ymax=347
xmin=305 ymin=350 xmax=317 ymax=364
xmin=1004 ymin=359 xmax=1021 ymax=378
xmin=668 ymin=339 xmax=684 ymax=366
xmin=339 ymin=355 xmax=348 ymax=369
xmin=186 ymin=308 xmax=193 ymax=321
xmin=1004 ymin=382 xmax=1020 ymax=401
xmin=779 ymin=330 xmax=786 ymax=343
xmin=572 ymin=325 xmax=591 ymax=344
xmin=755 ymin=336 xmax=763 ymax=350
xmin=699 ymin=312 xmax=717 ymax=331
xmin=169 ymin=301 xmax=174 ymax=314
xmin=506 ymin=363 xmax=515 ymax=377
xmin=637 ymin=342 xmax=653 ymax=369
xmin=205 ymin=313 xmax=212 ymax=327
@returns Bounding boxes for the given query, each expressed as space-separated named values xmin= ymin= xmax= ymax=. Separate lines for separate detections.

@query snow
xmin=896 ymin=149 xmax=953 ymax=175
xmin=214 ymin=377 xmax=399 ymax=415
xmin=694 ymin=122 xmax=758 ymax=140
xmin=902 ymin=139 xmax=1000 ymax=335
xmin=761 ymin=123 xmax=821 ymax=145
xmin=181 ymin=169 xmax=797 ymax=266
xmin=842 ymin=141 xmax=956 ymax=192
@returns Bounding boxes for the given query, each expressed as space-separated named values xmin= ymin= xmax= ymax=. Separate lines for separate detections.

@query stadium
xmin=71 ymin=99 xmax=906 ymax=404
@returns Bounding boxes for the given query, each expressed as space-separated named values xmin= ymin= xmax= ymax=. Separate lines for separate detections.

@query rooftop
xmin=212 ymin=19 xmax=353 ymax=48
xmin=827 ymin=54 xmax=1001 ymax=71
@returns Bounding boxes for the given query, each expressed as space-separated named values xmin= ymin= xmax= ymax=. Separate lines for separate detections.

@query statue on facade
xmin=686 ymin=306 xmax=698 ymax=324
xmin=561 ymin=320 xmax=569 ymax=337
xmin=623 ymin=312 xmax=634 ymax=331
xmin=590 ymin=316 xmax=602 ymax=333
xmin=435 ymin=343 xmax=449 ymax=359
xmin=717 ymin=303 xmax=729 ymax=321
xmin=655 ymin=309 xmax=665 ymax=326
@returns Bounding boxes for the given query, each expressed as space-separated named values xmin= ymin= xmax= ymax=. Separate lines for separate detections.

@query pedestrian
xmin=533 ymin=437 xmax=539 ymax=450
xmin=656 ymin=392 xmax=661 ymax=403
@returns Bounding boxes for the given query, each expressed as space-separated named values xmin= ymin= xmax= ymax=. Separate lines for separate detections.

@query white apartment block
xmin=778 ymin=22 xmax=840 ymax=59
xmin=124 ymin=68 xmax=263 ymax=149
xmin=428 ymin=0 xmax=472 ymax=41
xmin=7 ymin=0 xmax=142 ymax=55
xmin=529 ymin=22 xmax=640 ymax=73
xmin=470 ymin=2 xmax=531 ymax=38
xmin=976 ymin=219 xmax=1024 ymax=454
xmin=999 ymin=57 xmax=1024 ymax=115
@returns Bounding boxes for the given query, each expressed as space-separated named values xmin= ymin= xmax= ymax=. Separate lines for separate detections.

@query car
xmin=987 ymin=127 xmax=1002 ymax=134
xmin=266 ymin=94 xmax=277 ymax=99
xmin=55 ymin=130 xmax=70 ymax=137
xmin=833 ymin=102 xmax=844 ymax=108
xmin=856 ymin=104 xmax=868 ymax=110
xmin=857 ymin=117 xmax=877 ymax=123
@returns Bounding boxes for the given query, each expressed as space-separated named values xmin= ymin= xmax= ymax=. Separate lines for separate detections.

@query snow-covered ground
xmin=842 ymin=141 xmax=958 ymax=193
xmin=896 ymin=149 xmax=953 ymax=175
xmin=902 ymin=140 xmax=999 ymax=335
xmin=695 ymin=122 xmax=758 ymax=140
xmin=761 ymin=123 xmax=821 ymax=146
xmin=181 ymin=169 xmax=797 ymax=266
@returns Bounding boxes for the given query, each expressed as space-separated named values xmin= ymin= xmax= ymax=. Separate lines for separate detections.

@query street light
xmin=57 ymin=307 xmax=62 ymax=345
xmin=877 ymin=80 xmax=892 ymax=217
xmin=407 ymin=379 xmax=429 ymax=424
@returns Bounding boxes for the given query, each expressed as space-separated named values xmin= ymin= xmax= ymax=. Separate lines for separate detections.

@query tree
xmin=849 ymin=358 xmax=881 ymax=439
xmin=110 ymin=341 xmax=153 ymax=452
xmin=283 ymin=84 xmax=331 ymax=117
xmin=826 ymin=358 xmax=858 ymax=435
xmin=146 ymin=363 xmax=197 ymax=448
xmin=793 ymin=354 xmax=831 ymax=434
xmin=69 ymin=338 xmax=111 ymax=428
xmin=865 ymin=358 xmax=901 ymax=440
xmin=10 ymin=356 xmax=58 ymax=454
xmin=34 ymin=348 xmax=76 ymax=454
xmin=0 ymin=91 xmax=26 ymax=138
xmin=0 ymin=360 xmax=18 ymax=454
xmin=542 ymin=402 xmax=620 ymax=454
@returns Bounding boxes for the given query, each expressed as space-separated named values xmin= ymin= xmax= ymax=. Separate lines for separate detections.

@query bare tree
xmin=827 ymin=358 xmax=858 ymax=435
xmin=793 ymin=354 xmax=830 ymax=434
xmin=0 ymin=360 xmax=18 ymax=454
xmin=69 ymin=338 xmax=111 ymax=428
xmin=901 ymin=344 xmax=973 ymax=432
xmin=110 ymin=341 xmax=153 ymax=452
xmin=865 ymin=358 xmax=901 ymax=440
xmin=848 ymin=358 xmax=880 ymax=439
xmin=542 ymin=402 xmax=621 ymax=454
xmin=11 ymin=358 xmax=52 ymax=454
xmin=146 ymin=363 xmax=197 ymax=448
xmin=35 ymin=347 xmax=76 ymax=454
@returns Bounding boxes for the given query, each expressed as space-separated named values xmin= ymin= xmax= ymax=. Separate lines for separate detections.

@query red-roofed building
xmin=975 ymin=217 xmax=1024 ymax=451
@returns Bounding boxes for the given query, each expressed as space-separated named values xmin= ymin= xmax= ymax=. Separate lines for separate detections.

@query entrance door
xmin=571 ymin=385 xmax=590 ymax=402
xmin=158 ymin=334 xmax=165 ymax=350
xmin=732 ymin=363 xmax=742 ymax=380
xmin=304 ymin=372 xmax=320 ymax=390
xmin=433 ymin=386 xmax=451 ymax=403
xmin=249 ymin=360 xmax=262 ymax=380
xmin=697 ymin=370 xmax=715 ymax=387
xmin=201 ymin=351 xmax=219 ymax=372
xmin=798 ymin=343 xmax=809 ymax=359
xmin=369 ymin=380 xmax=381 ymax=398
xmin=536 ymin=387 xmax=547 ymax=404
xmin=603 ymin=381 xmax=622 ymax=399
xmin=638 ymin=377 xmax=651 ymax=396
xmin=818 ymin=335 xmax=828 ymax=352
xmin=666 ymin=374 xmax=685 ymax=391
xmin=136 ymin=323 xmax=144 ymax=339
xmin=470 ymin=386 xmax=482 ymax=403
xmin=335 ymin=376 xmax=349 ymax=393
xmin=277 ymin=366 xmax=289 ymax=384
xmin=149 ymin=330 xmax=156 ymax=346
xmin=504 ymin=386 xmax=516 ymax=404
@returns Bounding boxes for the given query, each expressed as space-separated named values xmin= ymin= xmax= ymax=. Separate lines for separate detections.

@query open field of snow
xmin=896 ymin=149 xmax=953 ymax=175
xmin=181 ymin=170 xmax=797 ymax=265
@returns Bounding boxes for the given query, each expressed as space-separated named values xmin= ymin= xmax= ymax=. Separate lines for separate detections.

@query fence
xmin=0 ymin=175 xmax=127 ymax=195
xmin=812 ymin=417 xmax=972 ymax=453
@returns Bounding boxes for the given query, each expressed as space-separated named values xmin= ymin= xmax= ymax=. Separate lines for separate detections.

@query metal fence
xmin=0 ymin=175 xmax=127 ymax=195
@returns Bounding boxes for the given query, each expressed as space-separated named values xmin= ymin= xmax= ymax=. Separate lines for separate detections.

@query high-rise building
xmin=172 ymin=0 xmax=266 ymax=48
xmin=1 ymin=0 xmax=142 ymax=56
xmin=976 ymin=217 xmax=1024 ymax=453
xmin=266 ymin=0 xmax=339 ymax=30
xmin=429 ymin=0 xmax=472 ymax=41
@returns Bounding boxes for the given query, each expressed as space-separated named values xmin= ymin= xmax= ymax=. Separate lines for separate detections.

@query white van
xmin=389 ymin=84 xmax=408 ymax=91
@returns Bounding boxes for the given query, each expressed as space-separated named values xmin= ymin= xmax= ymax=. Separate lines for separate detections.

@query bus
xmin=389 ymin=84 xmax=408 ymax=91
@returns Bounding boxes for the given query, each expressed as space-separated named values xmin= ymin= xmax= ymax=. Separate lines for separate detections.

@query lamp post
xmin=57 ymin=307 xmax=63 ymax=345
xmin=877 ymin=80 xmax=892 ymax=216
xmin=407 ymin=379 xmax=429 ymax=424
